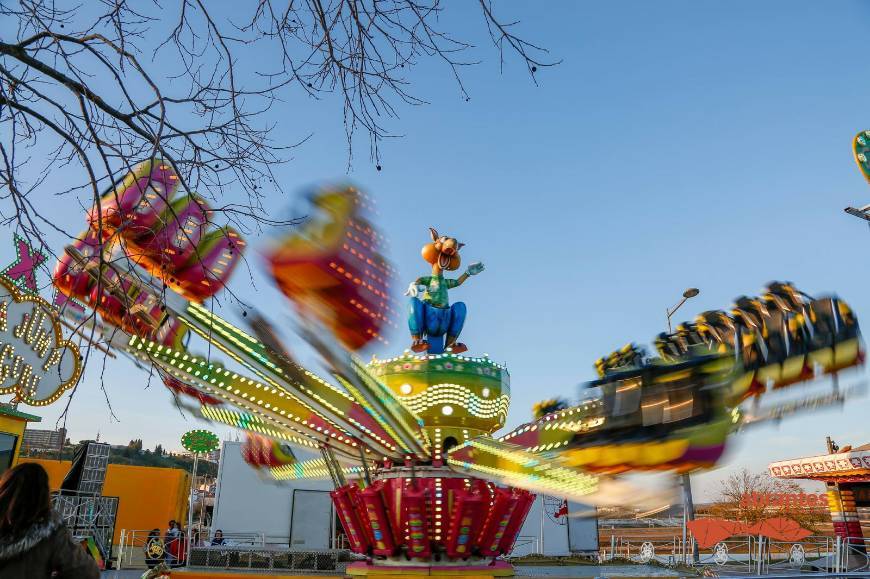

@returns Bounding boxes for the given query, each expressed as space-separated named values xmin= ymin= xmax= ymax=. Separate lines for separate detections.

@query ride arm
xmin=269 ymin=457 xmax=364 ymax=482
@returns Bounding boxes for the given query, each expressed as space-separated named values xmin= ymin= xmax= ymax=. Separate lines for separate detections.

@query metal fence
xmin=506 ymin=535 xmax=540 ymax=557
xmin=118 ymin=528 xmax=870 ymax=575
xmin=604 ymin=534 xmax=685 ymax=566
xmin=831 ymin=536 xmax=869 ymax=574
xmin=187 ymin=546 xmax=348 ymax=573
xmin=116 ymin=529 xmax=352 ymax=572
xmin=600 ymin=534 xmax=870 ymax=575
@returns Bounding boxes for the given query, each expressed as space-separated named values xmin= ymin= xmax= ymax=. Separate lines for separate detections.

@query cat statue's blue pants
xmin=408 ymin=297 xmax=466 ymax=354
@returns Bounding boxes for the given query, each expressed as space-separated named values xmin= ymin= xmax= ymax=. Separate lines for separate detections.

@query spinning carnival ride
xmin=50 ymin=160 xmax=864 ymax=574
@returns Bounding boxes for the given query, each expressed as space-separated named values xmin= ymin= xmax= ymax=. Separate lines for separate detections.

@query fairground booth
xmin=769 ymin=443 xmax=870 ymax=544
xmin=0 ymin=404 xmax=41 ymax=473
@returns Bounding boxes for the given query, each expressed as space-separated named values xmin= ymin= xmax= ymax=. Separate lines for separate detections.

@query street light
xmin=665 ymin=287 xmax=700 ymax=563
xmin=666 ymin=288 xmax=700 ymax=333
xmin=845 ymin=204 xmax=870 ymax=222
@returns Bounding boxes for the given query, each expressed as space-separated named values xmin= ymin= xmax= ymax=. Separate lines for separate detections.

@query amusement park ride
xmin=46 ymin=150 xmax=866 ymax=576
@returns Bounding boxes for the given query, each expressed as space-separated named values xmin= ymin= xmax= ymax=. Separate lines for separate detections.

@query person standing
xmin=164 ymin=520 xmax=180 ymax=565
xmin=0 ymin=463 xmax=100 ymax=578
xmin=144 ymin=528 xmax=164 ymax=568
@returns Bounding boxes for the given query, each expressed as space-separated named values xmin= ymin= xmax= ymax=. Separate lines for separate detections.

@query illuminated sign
xmin=181 ymin=429 xmax=220 ymax=454
xmin=0 ymin=277 xmax=81 ymax=406
xmin=1 ymin=234 xmax=47 ymax=293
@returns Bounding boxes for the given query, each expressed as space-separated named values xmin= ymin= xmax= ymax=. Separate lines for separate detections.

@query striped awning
xmin=769 ymin=448 xmax=870 ymax=481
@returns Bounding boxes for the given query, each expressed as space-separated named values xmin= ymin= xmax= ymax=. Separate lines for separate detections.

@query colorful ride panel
xmin=265 ymin=187 xmax=396 ymax=351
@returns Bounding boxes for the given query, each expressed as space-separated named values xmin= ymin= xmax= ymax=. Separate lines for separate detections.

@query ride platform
xmin=166 ymin=560 xmax=515 ymax=579
xmin=346 ymin=560 xmax=515 ymax=577
xmin=168 ymin=570 xmax=339 ymax=579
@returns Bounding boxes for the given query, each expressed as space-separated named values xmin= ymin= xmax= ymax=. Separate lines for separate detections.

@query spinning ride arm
xmin=53 ymin=160 xmax=425 ymax=471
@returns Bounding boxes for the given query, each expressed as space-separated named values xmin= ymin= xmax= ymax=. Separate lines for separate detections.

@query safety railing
xmin=117 ymin=529 xmax=353 ymax=571
xmin=604 ymin=535 xmax=683 ymax=566
xmin=505 ymin=536 xmax=540 ymax=558
xmin=831 ymin=536 xmax=869 ymax=574
xmin=597 ymin=533 xmax=870 ymax=576
xmin=117 ymin=529 xmax=191 ymax=569
xmin=763 ymin=536 xmax=836 ymax=574
xmin=119 ymin=527 xmax=870 ymax=575
xmin=695 ymin=536 xmax=758 ymax=575
xmin=188 ymin=545 xmax=348 ymax=573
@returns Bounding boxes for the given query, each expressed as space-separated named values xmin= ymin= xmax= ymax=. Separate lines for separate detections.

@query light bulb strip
xmin=177 ymin=306 xmax=406 ymax=459
xmin=348 ymin=355 xmax=429 ymax=457
xmin=199 ymin=405 xmax=318 ymax=450
xmin=446 ymin=438 xmax=599 ymax=498
xmin=127 ymin=336 xmax=366 ymax=459
xmin=296 ymin=322 xmax=428 ymax=459
xmin=269 ymin=458 xmax=364 ymax=481
xmin=396 ymin=383 xmax=510 ymax=419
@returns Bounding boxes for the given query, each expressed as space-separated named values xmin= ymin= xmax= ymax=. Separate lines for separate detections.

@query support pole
xmin=681 ymin=501 xmax=686 ymax=564
xmin=186 ymin=453 xmax=199 ymax=565
xmin=357 ymin=445 xmax=372 ymax=486
xmin=198 ymin=475 xmax=206 ymax=533
xmin=681 ymin=474 xmax=698 ymax=563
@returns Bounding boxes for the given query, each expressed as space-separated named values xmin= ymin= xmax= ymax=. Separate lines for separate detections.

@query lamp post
xmin=665 ymin=287 xmax=700 ymax=563
xmin=667 ymin=288 xmax=700 ymax=334
xmin=845 ymin=204 xmax=870 ymax=222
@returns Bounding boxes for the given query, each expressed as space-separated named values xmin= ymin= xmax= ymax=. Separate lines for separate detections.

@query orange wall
xmin=23 ymin=459 xmax=189 ymax=544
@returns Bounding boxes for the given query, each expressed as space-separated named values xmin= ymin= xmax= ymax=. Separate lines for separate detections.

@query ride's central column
xmin=368 ymin=351 xmax=510 ymax=460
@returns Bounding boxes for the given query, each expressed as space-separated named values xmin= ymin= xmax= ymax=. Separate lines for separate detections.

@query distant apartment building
xmin=22 ymin=427 xmax=67 ymax=453
xmin=181 ymin=449 xmax=220 ymax=463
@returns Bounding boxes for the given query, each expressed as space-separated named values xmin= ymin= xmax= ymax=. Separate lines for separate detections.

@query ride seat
xmin=763 ymin=309 xmax=789 ymax=363
xmin=809 ymin=298 xmax=838 ymax=349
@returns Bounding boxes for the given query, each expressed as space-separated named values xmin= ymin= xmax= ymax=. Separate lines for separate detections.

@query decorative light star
xmin=1 ymin=234 xmax=47 ymax=293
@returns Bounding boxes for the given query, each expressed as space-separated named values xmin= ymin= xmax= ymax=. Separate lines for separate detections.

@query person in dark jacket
xmin=0 ymin=462 xmax=99 ymax=579
xmin=144 ymin=528 xmax=164 ymax=568
xmin=210 ymin=529 xmax=226 ymax=546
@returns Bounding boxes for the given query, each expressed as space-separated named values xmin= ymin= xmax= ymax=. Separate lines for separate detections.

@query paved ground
xmin=102 ymin=566 xmax=688 ymax=578
xmin=514 ymin=565 xmax=686 ymax=577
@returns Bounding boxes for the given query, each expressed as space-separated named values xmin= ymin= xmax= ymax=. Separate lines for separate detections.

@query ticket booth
xmin=769 ymin=443 xmax=870 ymax=545
xmin=0 ymin=404 xmax=41 ymax=475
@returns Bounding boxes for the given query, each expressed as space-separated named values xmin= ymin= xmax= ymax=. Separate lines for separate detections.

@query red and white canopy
xmin=769 ymin=445 xmax=870 ymax=481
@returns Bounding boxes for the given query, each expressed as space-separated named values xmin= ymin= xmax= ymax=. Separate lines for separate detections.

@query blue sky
xmin=3 ymin=1 xmax=870 ymax=499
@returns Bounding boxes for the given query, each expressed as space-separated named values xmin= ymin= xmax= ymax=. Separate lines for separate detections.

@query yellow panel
xmin=835 ymin=339 xmax=859 ymax=367
xmin=22 ymin=459 xmax=189 ymax=545
xmin=808 ymin=348 xmax=833 ymax=370
xmin=780 ymin=356 xmax=804 ymax=382
xmin=635 ymin=439 xmax=689 ymax=466
xmin=729 ymin=372 xmax=754 ymax=401
xmin=562 ymin=446 xmax=602 ymax=467
xmin=756 ymin=364 xmax=781 ymax=385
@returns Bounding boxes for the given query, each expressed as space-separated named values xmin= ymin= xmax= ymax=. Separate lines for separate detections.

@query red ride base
xmin=346 ymin=559 xmax=516 ymax=577
xmin=331 ymin=466 xmax=533 ymax=571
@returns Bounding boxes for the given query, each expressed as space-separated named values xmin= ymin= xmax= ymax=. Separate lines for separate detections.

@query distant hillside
xmin=23 ymin=443 xmax=219 ymax=476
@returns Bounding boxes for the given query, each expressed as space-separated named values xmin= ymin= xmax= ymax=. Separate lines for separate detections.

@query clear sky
xmin=3 ymin=0 xmax=870 ymax=500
